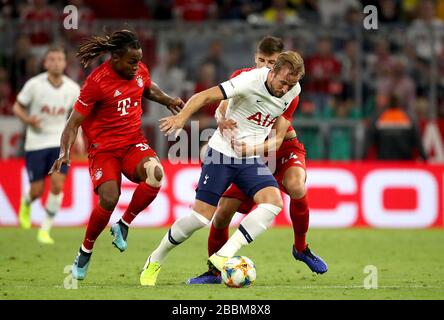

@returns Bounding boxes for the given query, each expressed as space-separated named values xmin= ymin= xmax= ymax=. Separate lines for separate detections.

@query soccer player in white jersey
xmin=13 ymin=46 xmax=81 ymax=244
xmin=140 ymin=51 xmax=304 ymax=286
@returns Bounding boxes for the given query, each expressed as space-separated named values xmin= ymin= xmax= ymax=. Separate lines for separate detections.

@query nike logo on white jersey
xmin=114 ymin=89 xmax=122 ymax=97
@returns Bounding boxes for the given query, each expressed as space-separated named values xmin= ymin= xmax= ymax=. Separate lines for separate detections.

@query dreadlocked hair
xmin=77 ymin=29 xmax=141 ymax=68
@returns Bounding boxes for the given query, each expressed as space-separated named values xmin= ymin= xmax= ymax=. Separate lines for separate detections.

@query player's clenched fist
xmin=49 ymin=154 xmax=70 ymax=174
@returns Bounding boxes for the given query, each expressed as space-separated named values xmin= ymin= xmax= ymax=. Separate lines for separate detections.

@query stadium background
xmin=1 ymin=0 xmax=444 ymax=229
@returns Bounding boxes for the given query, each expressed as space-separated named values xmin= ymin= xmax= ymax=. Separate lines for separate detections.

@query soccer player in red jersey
xmin=50 ymin=30 xmax=184 ymax=280
xmin=187 ymin=36 xmax=327 ymax=285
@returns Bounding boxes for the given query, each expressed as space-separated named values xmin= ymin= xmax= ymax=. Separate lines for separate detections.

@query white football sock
xmin=149 ymin=210 xmax=210 ymax=264
xmin=41 ymin=192 xmax=63 ymax=232
xmin=217 ymin=203 xmax=281 ymax=257
xmin=23 ymin=192 xmax=32 ymax=205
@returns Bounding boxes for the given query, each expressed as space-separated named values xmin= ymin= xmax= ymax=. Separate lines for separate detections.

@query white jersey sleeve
xmin=219 ymin=70 xmax=256 ymax=100
xmin=16 ymin=78 xmax=37 ymax=108
xmin=21 ymin=73 xmax=80 ymax=151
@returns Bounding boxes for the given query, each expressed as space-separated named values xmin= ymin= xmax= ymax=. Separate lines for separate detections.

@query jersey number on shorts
xmin=136 ymin=143 xmax=150 ymax=151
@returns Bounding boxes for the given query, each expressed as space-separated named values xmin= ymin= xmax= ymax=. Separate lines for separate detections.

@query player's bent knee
xmin=144 ymin=158 xmax=164 ymax=188
xmin=285 ymin=179 xmax=306 ymax=199
xmin=100 ymin=192 xmax=119 ymax=210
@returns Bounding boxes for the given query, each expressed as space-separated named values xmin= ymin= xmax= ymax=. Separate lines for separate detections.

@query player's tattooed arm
xmin=144 ymin=81 xmax=184 ymax=115
xmin=159 ymin=85 xmax=225 ymax=136
xmin=49 ymin=110 xmax=85 ymax=174
xmin=233 ymin=116 xmax=290 ymax=157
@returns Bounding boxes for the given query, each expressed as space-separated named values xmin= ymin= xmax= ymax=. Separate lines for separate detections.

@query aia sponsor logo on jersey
xmin=247 ymin=112 xmax=277 ymax=127
xmin=136 ymin=75 xmax=143 ymax=88
xmin=40 ymin=105 xmax=65 ymax=116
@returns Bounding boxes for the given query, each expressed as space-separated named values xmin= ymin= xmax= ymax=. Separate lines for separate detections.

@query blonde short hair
xmin=273 ymin=51 xmax=305 ymax=79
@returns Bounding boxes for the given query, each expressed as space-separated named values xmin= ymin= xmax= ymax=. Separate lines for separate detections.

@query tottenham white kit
xmin=17 ymin=72 xmax=80 ymax=151
xmin=208 ymin=67 xmax=301 ymax=158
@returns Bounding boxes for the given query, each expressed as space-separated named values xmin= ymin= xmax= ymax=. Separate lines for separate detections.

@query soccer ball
xmin=221 ymin=256 xmax=256 ymax=288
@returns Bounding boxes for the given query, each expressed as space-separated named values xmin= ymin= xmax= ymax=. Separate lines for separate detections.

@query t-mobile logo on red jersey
xmin=247 ymin=112 xmax=277 ymax=127
xmin=117 ymin=98 xmax=131 ymax=116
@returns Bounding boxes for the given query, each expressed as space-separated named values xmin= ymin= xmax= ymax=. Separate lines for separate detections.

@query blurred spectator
xmin=84 ymin=0 xmax=150 ymax=18
xmin=0 ymin=67 xmax=14 ymax=115
xmin=401 ymin=0 xmax=420 ymax=21
xmin=173 ymin=0 xmax=217 ymax=21
xmin=297 ymin=0 xmax=321 ymax=22
xmin=0 ymin=0 xmax=20 ymax=19
xmin=375 ymin=56 xmax=416 ymax=113
xmin=325 ymin=94 xmax=360 ymax=160
xmin=261 ymin=0 xmax=299 ymax=24
xmin=317 ymin=0 xmax=361 ymax=26
xmin=193 ymin=62 xmax=218 ymax=128
xmin=216 ymin=0 xmax=266 ymax=20
xmin=377 ymin=0 xmax=402 ymax=24
xmin=20 ymin=0 xmax=57 ymax=46
xmin=304 ymin=37 xmax=342 ymax=112
xmin=150 ymin=0 xmax=174 ymax=20
xmin=151 ymin=42 xmax=190 ymax=116
xmin=200 ymin=39 xmax=229 ymax=83
xmin=338 ymin=38 xmax=359 ymax=102
xmin=364 ymin=95 xmax=427 ymax=161
xmin=9 ymin=35 xmax=35 ymax=91
xmin=365 ymin=38 xmax=394 ymax=91
xmin=407 ymin=0 xmax=444 ymax=62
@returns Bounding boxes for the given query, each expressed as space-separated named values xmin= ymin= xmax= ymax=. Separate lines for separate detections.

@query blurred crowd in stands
xmin=0 ymin=0 xmax=443 ymax=160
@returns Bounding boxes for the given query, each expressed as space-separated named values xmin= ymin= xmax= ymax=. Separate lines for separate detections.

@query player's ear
xmin=111 ymin=52 xmax=121 ymax=63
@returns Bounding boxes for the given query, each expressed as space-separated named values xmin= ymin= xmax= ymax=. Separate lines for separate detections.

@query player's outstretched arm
xmin=49 ymin=110 xmax=85 ymax=174
xmin=144 ymin=81 xmax=184 ymax=115
xmin=159 ymin=85 xmax=225 ymax=136
xmin=233 ymin=116 xmax=290 ymax=157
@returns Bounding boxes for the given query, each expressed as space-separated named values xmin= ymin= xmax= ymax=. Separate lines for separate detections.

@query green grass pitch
xmin=1 ymin=227 xmax=443 ymax=300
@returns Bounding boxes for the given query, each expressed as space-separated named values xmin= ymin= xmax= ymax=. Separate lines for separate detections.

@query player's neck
xmin=47 ymin=73 xmax=64 ymax=88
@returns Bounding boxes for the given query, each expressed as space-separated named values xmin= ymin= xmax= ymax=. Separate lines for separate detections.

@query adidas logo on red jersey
xmin=114 ymin=89 xmax=122 ymax=97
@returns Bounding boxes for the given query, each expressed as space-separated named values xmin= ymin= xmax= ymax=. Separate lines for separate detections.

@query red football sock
xmin=290 ymin=195 xmax=310 ymax=253
xmin=82 ymin=204 xmax=113 ymax=251
xmin=121 ymin=182 xmax=160 ymax=225
xmin=208 ymin=223 xmax=229 ymax=257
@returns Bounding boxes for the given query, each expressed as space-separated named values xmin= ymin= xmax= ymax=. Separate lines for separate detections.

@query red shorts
xmin=88 ymin=141 xmax=157 ymax=192
xmin=222 ymin=138 xmax=306 ymax=213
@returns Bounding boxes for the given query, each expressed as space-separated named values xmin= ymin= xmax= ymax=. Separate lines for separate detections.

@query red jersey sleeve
xmin=140 ymin=62 xmax=152 ymax=90
xmin=282 ymin=96 xmax=299 ymax=121
xmin=73 ymin=77 xmax=101 ymax=117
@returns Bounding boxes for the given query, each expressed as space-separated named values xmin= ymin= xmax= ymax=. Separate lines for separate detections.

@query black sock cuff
xmin=168 ymin=229 xmax=181 ymax=245
xmin=239 ymin=224 xmax=254 ymax=243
